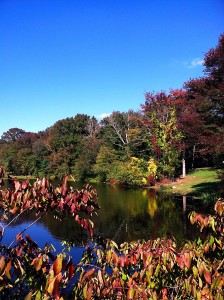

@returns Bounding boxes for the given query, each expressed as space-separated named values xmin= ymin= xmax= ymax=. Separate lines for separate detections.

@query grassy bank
xmin=160 ymin=168 xmax=222 ymax=197
xmin=4 ymin=169 xmax=223 ymax=199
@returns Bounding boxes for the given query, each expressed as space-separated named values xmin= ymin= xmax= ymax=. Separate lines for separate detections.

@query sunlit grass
xmin=162 ymin=168 xmax=222 ymax=197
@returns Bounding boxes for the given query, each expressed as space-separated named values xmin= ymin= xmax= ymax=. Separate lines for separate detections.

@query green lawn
xmin=161 ymin=168 xmax=222 ymax=197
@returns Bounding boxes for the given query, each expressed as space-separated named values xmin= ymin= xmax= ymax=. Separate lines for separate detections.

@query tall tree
xmin=100 ymin=110 xmax=148 ymax=159
xmin=141 ymin=92 xmax=183 ymax=178
xmin=184 ymin=34 xmax=224 ymax=162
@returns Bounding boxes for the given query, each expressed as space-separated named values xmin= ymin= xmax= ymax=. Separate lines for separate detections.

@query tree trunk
xmin=192 ymin=144 xmax=196 ymax=169
xmin=182 ymin=149 xmax=186 ymax=178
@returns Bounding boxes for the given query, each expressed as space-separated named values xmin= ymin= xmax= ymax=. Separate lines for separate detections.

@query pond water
xmin=1 ymin=181 xmax=210 ymax=257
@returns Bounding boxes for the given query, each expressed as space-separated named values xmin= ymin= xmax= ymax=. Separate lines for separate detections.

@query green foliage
xmin=94 ymin=146 xmax=119 ymax=181
xmin=0 ymin=35 xmax=223 ymax=184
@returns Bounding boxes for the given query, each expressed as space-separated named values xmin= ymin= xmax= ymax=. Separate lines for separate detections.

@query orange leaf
xmin=5 ymin=260 xmax=11 ymax=279
xmin=176 ymin=256 xmax=184 ymax=269
xmin=98 ymin=269 xmax=104 ymax=286
xmin=15 ymin=233 xmax=22 ymax=242
xmin=47 ymin=270 xmax=56 ymax=294
xmin=32 ymin=257 xmax=43 ymax=271
xmin=53 ymin=254 xmax=63 ymax=275
xmin=0 ymin=256 xmax=6 ymax=275
xmin=87 ymin=285 xmax=93 ymax=300
xmin=127 ymin=286 xmax=135 ymax=299
xmin=113 ymin=252 xmax=119 ymax=267
xmin=82 ymin=268 xmax=95 ymax=282
xmin=201 ymin=287 xmax=209 ymax=295
xmin=183 ymin=252 xmax=192 ymax=269
xmin=204 ymin=268 xmax=211 ymax=284
xmin=24 ymin=291 xmax=33 ymax=300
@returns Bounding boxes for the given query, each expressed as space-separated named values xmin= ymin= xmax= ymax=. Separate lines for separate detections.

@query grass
xmin=5 ymin=168 xmax=223 ymax=199
xmin=160 ymin=168 xmax=222 ymax=197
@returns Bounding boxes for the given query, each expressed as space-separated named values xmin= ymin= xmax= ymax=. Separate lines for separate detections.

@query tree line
xmin=0 ymin=34 xmax=223 ymax=186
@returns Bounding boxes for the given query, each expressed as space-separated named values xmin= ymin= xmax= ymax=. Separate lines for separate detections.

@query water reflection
xmin=1 ymin=181 xmax=208 ymax=251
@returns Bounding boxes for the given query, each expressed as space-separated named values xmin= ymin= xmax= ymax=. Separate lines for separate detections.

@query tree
xmin=141 ymin=92 xmax=183 ymax=178
xmin=72 ymin=138 xmax=101 ymax=181
xmin=184 ymin=34 xmax=224 ymax=164
xmin=1 ymin=128 xmax=26 ymax=142
xmin=45 ymin=114 xmax=93 ymax=177
xmin=94 ymin=146 xmax=119 ymax=181
xmin=101 ymin=110 xmax=148 ymax=159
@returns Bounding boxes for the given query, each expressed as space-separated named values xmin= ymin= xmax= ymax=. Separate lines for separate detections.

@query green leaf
xmin=209 ymin=217 xmax=216 ymax=231
xmin=193 ymin=266 xmax=198 ymax=277
xmin=209 ymin=236 xmax=214 ymax=247
xmin=35 ymin=291 xmax=42 ymax=300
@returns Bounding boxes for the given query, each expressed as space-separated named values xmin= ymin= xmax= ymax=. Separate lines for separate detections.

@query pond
xmin=1 ymin=181 xmax=210 ymax=258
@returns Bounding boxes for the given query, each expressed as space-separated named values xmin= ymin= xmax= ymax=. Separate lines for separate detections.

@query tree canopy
xmin=0 ymin=34 xmax=223 ymax=185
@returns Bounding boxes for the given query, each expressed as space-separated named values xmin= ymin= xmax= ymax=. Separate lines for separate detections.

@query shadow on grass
xmin=191 ymin=181 xmax=222 ymax=197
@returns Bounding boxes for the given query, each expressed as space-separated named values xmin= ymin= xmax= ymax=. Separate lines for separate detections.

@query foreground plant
xmin=0 ymin=177 xmax=223 ymax=299
xmin=72 ymin=199 xmax=224 ymax=300
xmin=0 ymin=176 xmax=99 ymax=299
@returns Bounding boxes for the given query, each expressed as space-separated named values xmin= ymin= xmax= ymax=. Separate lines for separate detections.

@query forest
xmin=0 ymin=34 xmax=223 ymax=186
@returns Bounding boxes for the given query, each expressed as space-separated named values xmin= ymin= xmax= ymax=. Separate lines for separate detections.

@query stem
xmin=8 ymin=210 xmax=47 ymax=248
xmin=4 ymin=204 xmax=35 ymax=230
xmin=217 ymin=258 xmax=224 ymax=271
xmin=70 ymin=175 xmax=76 ymax=182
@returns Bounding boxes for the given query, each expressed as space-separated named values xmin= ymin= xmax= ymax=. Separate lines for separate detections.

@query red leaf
xmin=53 ymin=272 xmax=63 ymax=299
xmin=22 ymin=179 xmax=29 ymax=190
xmin=68 ymin=263 xmax=75 ymax=280
xmin=59 ymin=199 xmax=64 ymax=211
xmin=87 ymin=286 xmax=93 ymax=300
xmin=15 ymin=233 xmax=23 ymax=242
xmin=119 ymin=256 xmax=125 ymax=268
xmin=204 ymin=268 xmax=211 ymax=284
xmin=83 ymin=191 xmax=88 ymax=203
xmin=14 ymin=180 xmax=21 ymax=192
xmin=176 ymin=256 xmax=184 ymax=269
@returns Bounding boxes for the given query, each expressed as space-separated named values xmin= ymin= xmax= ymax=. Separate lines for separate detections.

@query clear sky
xmin=0 ymin=0 xmax=223 ymax=136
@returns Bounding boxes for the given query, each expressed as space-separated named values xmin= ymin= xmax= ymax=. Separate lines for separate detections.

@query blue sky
xmin=0 ymin=0 xmax=223 ymax=137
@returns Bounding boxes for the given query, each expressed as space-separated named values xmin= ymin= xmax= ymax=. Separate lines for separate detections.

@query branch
xmin=8 ymin=211 xmax=47 ymax=248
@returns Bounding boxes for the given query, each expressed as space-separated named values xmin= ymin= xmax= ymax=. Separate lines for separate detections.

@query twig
xmin=70 ymin=175 xmax=76 ymax=182
xmin=217 ymin=258 xmax=224 ymax=271
xmin=4 ymin=204 xmax=35 ymax=230
xmin=8 ymin=211 xmax=47 ymax=248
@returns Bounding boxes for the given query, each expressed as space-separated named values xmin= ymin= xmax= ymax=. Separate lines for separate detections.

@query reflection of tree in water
xmin=1 ymin=207 xmax=90 ymax=246
xmin=43 ymin=211 xmax=89 ymax=246
xmin=1 ymin=182 xmax=210 ymax=249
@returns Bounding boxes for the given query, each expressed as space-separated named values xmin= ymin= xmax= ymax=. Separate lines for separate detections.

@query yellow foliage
xmin=148 ymin=158 xmax=157 ymax=176
xmin=147 ymin=196 xmax=158 ymax=218
xmin=142 ymin=178 xmax=148 ymax=185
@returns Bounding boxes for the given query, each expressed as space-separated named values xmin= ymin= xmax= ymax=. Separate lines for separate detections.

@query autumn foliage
xmin=0 ymin=35 xmax=223 ymax=185
xmin=0 ymin=177 xmax=223 ymax=299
